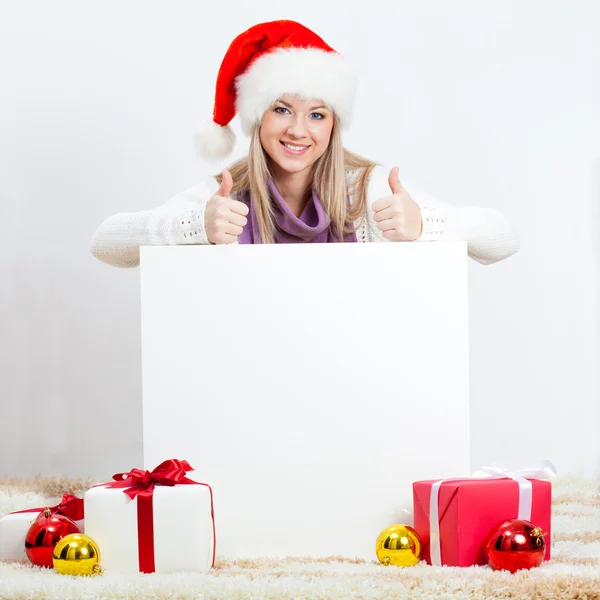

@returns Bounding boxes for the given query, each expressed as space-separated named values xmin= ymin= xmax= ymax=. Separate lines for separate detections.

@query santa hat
xmin=195 ymin=20 xmax=357 ymax=161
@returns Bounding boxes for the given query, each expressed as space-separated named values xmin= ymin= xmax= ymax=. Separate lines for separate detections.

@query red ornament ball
xmin=25 ymin=508 xmax=81 ymax=568
xmin=485 ymin=519 xmax=546 ymax=573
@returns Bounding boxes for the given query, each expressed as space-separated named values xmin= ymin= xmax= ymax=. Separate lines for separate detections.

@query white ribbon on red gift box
xmin=429 ymin=460 xmax=557 ymax=567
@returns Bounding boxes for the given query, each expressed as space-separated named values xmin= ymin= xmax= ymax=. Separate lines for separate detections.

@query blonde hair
xmin=215 ymin=115 xmax=378 ymax=244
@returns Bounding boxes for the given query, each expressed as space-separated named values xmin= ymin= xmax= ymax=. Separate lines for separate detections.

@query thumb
xmin=217 ymin=169 xmax=233 ymax=197
xmin=388 ymin=167 xmax=404 ymax=195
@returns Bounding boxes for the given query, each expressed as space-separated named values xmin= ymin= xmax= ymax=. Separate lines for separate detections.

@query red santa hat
xmin=195 ymin=20 xmax=357 ymax=161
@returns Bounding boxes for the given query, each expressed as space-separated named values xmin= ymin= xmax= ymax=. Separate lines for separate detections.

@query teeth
xmin=283 ymin=143 xmax=308 ymax=151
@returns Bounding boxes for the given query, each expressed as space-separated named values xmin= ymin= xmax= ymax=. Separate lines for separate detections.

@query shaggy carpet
xmin=0 ymin=475 xmax=598 ymax=600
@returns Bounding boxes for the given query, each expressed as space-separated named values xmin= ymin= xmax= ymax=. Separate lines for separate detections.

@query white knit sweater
xmin=90 ymin=165 xmax=519 ymax=268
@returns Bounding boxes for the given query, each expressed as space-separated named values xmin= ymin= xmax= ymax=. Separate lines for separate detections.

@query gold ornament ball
xmin=52 ymin=533 xmax=103 ymax=576
xmin=375 ymin=524 xmax=422 ymax=567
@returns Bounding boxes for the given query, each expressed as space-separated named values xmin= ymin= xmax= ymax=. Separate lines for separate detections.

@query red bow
xmin=51 ymin=493 xmax=85 ymax=520
xmin=11 ymin=493 xmax=84 ymax=521
xmin=108 ymin=459 xmax=197 ymax=499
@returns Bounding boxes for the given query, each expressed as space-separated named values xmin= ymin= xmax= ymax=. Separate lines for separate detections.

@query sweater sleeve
xmin=366 ymin=166 xmax=520 ymax=265
xmin=89 ymin=179 xmax=220 ymax=268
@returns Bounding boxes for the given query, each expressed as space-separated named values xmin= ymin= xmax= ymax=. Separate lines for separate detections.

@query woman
xmin=90 ymin=19 xmax=519 ymax=268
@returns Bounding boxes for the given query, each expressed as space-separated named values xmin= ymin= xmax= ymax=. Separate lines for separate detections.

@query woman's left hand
xmin=372 ymin=167 xmax=423 ymax=241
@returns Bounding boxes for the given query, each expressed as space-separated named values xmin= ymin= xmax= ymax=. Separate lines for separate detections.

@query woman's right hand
xmin=204 ymin=170 xmax=249 ymax=244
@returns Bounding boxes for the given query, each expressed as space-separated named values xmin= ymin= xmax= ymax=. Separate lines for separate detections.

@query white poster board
xmin=140 ymin=242 xmax=470 ymax=560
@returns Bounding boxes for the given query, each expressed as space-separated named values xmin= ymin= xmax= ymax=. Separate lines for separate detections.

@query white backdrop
xmin=1 ymin=0 xmax=598 ymax=480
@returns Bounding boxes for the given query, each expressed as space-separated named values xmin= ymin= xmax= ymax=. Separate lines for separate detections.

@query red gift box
xmin=413 ymin=478 xmax=552 ymax=567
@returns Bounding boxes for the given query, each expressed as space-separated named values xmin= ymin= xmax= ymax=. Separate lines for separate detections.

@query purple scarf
xmin=238 ymin=179 xmax=357 ymax=244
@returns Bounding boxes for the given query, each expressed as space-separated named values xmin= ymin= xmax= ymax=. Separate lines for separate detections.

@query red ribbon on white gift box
xmin=10 ymin=493 xmax=84 ymax=521
xmin=99 ymin=458 xmax=216 ymax=573
xmin=428 ymin=460 xmax=557 ymax=567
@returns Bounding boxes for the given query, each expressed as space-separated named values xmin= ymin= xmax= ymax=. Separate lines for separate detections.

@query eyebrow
xmin=276 ymin=99 xmax=328 ymax=111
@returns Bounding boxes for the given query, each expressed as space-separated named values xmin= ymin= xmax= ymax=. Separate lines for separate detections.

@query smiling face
xmin=259 ymin=93 xmax=334 ymax=178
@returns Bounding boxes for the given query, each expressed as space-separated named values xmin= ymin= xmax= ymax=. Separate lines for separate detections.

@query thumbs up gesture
xmin=205 ymin=170 xmax=250 ymax=244
xmin=372 ymin=167 xmax=423 ymax=241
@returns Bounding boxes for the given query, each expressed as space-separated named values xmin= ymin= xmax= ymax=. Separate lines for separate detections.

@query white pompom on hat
xmin=195 ymin=20 xmax=357 ymax=161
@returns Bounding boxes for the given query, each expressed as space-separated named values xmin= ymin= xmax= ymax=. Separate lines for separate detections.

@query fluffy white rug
xmin=0 ymin=476 xmax=598 ymax=599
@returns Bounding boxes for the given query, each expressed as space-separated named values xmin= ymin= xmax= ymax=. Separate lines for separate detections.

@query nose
xmin=286 ymin=114 xmax=309 ymax=139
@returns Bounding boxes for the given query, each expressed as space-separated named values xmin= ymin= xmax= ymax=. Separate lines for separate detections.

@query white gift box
xmin=0 ymin=511 xmax=84 ymax=561
xmin=84 ymin=484 xmax=214 ymax=574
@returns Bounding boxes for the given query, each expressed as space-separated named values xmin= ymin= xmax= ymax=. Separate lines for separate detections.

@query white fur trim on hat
xmin=194 ymin=121 xmax=236 ymax=161
xmin=235 ymin=48 xmax=357 ymax=136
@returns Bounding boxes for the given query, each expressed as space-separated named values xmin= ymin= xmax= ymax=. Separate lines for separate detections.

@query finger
xmin=388 ymin=167 xmax=404 ymax=195
xmin=372 ymin=197 xmax=393 ymax=213
xmin=382 ymin=229 xmax=400 ymax=241
xmin=223 ymin=222 xmax=244 ymax=237
xmin=372 ymin=207 xmax=399 ymax=223
xmin=375 ymin=218 xmax=399 ymax=232
xmin=228 ymin=198 xmax=250 ymax=216
xmin=227 ymin=211 xmax=248 ymax=228
xmin=217 ymin=169 xmax=233 ymax=197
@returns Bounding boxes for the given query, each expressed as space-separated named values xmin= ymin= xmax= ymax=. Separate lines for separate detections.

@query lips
xmin=280 ymin=141 xmax=310 ymax=155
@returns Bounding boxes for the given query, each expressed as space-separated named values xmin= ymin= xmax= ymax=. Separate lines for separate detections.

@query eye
xmin=310 ymin=113 xmax=325 ymax=120
xmin=274 ymin=106 xmax=290 ymax=115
